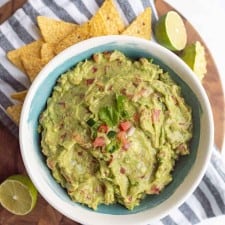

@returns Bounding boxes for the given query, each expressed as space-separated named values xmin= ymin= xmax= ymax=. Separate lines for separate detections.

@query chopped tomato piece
xmin=149 ymin=185 xmax=160 ymax=194
xmin=151 ymin=109 xmax=161 ymax=123
xmin=123 ymin=142 xmax=131 ymax=150
xmin=47 ymin=158 xmax=55 ymax=169
xmin=120 ymin=167 xmax=126 ymax=174
xmin=119 ymin=121 xmax=132 ymax=132
xmin=133 ymin=112 xmax=140 ymax=122
xmin=117 ymin=131 xmax=129 ymax=149
xmin=86 ymin=78 xmax=95 ymax=85
xmin=98 ymin=124 xmax=108 ymax=133
xmin=93 ymin=137 xmax=105 ymax=148
xmin=117 ymin=131 xmax=126 ymax=143
xmin=92 ymin=66 xmax=98 ymax=73
xmin=93 ymin=54 xmax=99 ymax=62
xmin=107 ymin=155 xmax=114 ymax=165
xmin=103 ymin=51 xmax=112 ymax=60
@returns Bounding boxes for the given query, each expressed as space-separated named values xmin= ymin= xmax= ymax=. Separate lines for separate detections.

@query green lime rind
xmin=0 ymin=174 xmax=38 ymax=215
xmin=154 ymin=14 xmax=176 ymax=51
xmin=154 ymin=11 xmax=187 ymax=51
xmin=180 ymin=44 xmax=195 ymax=68
xmin=180 ymin=41 xmax=207 ymax=80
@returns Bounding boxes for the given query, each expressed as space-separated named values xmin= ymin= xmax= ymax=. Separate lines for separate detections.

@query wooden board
xmin=0 ymin=0 xmax=27 ymax=23
xmin=0 ymin=0 xmax=224 ymax=225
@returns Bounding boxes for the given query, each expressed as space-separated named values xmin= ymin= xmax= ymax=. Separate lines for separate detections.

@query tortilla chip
xmin=7 ymin=40 xmax=43 ymax=72
xmin=37 ymin=16 xmax=78 ymax=44
xmin=21 ymin=55 xmax=46 ymax=81
xmin=11 ymin=90 xmax=27 ymax=102
xmin=89 ymin=0 xmax=125 ymax=36
xmin=98 ymin=0 xmax=125 ymax=33
xmin=122 ymin=7 xmax=152 ymax=40
xmin=6 ymin=104 xmax=23 ymax=125
xmin=54 ymin=23 xmax=90 ymax=54
xmin=88 ymin=11 xmax=108 ymax=37
xmin=41 ymin=43 xmax=55 ymax=64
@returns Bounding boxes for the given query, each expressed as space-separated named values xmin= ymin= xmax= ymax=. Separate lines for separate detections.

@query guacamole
xmin=39 ymin=51 xmax=192 ymax=210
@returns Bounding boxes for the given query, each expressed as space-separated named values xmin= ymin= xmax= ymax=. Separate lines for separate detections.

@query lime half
xmin=180 ymin=41 xmax=207 ymax=80
xmin=0 ymin=175 xmax=38 ymax=215
xmin=155 ymin=11 xmax=187 ymax=51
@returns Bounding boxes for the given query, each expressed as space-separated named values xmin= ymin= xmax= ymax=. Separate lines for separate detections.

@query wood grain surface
xmin=0 ymin=0 xmax=224 ymax=225
xmin=0 ymin=0 xmax=26 ymax=23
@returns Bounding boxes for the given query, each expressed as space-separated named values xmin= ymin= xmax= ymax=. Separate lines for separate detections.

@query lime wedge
xmin=180 ymin=41 xmax=207 ymax=80
xmin=154 ymin=11 xmax=187 ymax=51
xmin=0 ymin=175 xmax=38 ymax=215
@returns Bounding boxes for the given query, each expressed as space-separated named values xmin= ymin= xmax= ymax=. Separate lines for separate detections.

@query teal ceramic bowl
xmin=19 ymin=35 xmax=214 ymax=225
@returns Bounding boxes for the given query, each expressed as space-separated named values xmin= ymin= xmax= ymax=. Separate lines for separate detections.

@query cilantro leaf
xmin=116 ymin=94 xmax=129 ymax=119
xmin=99 ymin=106 xmax=119 ymax=127
xmin=116 ymin=94 xmax=125 ymax=112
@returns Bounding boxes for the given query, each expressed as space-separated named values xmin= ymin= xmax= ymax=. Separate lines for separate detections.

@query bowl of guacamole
xmin=19 ymin=35 xmax=213 ymax=225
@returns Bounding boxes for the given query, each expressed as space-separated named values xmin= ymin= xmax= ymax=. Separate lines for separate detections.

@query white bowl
xmin=19 ymin=35 xmax=214 ymax=225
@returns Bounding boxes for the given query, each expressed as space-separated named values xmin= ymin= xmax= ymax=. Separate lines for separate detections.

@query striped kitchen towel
xmin=0 ymin=0 xmax=224 ymax=224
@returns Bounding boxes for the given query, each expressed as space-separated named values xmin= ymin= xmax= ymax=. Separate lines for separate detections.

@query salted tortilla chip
xmin=21 ymin=55 xmax=46 ymax=81
xmin=88 ymin=11 xmax=108 ymax=37
xmin=89 ymin=0 xmax=125 ymax=37
xmin=6 ymin=104 xmax=22 ymax=125
xmin=7 ymin=40 xmax=43 ymax=72
xmin=122 ymin=7 xmax=152 ymax=40
xmin=98 ymin=0 xmax=125 ymax=33
xmin=54 ymin=23 xmax=89 ymax=54
xmin=11 ymin=90 xmax=27 ymax=102
xmin=41 ymin=43 xmax=55 ymax=64
xmin=37 ymin=16 xmax=78 ymax=44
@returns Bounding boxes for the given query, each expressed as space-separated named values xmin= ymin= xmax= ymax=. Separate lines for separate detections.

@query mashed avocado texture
xmin=39 ymin=51 xmax=192 ymax=210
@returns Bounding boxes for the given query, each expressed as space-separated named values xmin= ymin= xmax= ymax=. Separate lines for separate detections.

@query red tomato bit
xmin=133 ymin=112 xmax=140 ymax=122
xmin=151 ymin=109 xmax=161 ymax=123
xmin=92 ymin=66 xmax=98 ymax=73
xmin=98 ymin=124 xmax=108 ymax=133
xmin=150 ymin=185 xmax=160 ymax=194
xmin=120 ymin=167 xmax=126 ymax=174
xmin=93 ymin=137 xmax=105 ymax=148
xmin=117 ymin=131 xmax=130 ymax=150
xmin=119 ymin=121 xmax=132 ymax=132
xmin=86 ymin=78 xmax=95 ymax=85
